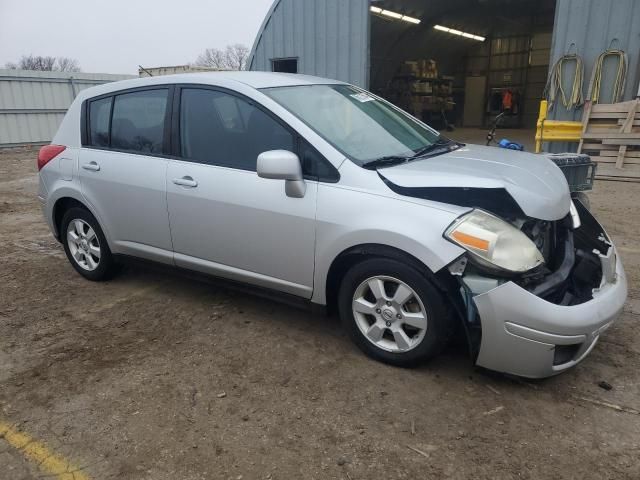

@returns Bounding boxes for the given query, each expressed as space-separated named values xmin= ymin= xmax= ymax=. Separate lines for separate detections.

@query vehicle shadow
xmin=113 ymin=259 xmax=544 ymax=389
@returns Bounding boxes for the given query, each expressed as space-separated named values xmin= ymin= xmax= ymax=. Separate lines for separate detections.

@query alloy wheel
xmin=352 ymin=275 xmax=428 ymax=353
xmin=66 ymin=219 xmax=101 ymax=271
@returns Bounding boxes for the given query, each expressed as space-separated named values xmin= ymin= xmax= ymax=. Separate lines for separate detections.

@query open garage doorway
xmin=368 ymin=0 xmax=557 ymax=148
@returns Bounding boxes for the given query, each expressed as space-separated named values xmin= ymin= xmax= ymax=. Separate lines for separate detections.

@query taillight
xmin=37 ymin=144 xmax=66 ymax=171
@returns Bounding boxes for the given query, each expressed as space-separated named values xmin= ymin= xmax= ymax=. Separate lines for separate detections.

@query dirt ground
xmin=1 ymin=147 xmax=639 ymax=480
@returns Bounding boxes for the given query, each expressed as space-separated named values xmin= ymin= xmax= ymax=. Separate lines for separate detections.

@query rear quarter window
xmin=110 ymin=89 xmax=168 ymax=154
xmin=88 ymin=97 xmax=111 ymax=147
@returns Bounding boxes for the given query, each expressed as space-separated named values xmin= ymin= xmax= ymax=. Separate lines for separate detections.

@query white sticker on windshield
xmin=350 ymin=92 xmax=375 ymax=103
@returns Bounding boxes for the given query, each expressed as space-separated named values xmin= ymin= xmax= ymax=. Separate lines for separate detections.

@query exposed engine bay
xmin=381 ymin=177 xmax=609 ymax=306
xmin=504 ymin=200 xmax=607 ymax=306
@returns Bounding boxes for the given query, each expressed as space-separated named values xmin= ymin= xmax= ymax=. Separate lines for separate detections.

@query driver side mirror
xmin=257 ymin=150 xmax=306 ymax=198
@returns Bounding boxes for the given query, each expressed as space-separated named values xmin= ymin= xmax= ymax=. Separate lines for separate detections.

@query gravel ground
xmin=1 ymin=147 xmax=639 ymax=480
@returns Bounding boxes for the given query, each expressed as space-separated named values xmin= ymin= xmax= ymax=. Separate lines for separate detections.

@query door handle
xmin=172 ymin=176 xmax=198 ymax=188
xmin=81 ymin=161 xmax=100 ymax=172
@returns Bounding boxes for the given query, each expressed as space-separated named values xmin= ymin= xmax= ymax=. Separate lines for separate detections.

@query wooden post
xmin=616 ymin=99 xmax=639 ymax=169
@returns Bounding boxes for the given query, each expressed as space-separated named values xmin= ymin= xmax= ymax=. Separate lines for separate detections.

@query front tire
xmin=338 ymin=258 xmax=452 ymax=367
xmin=61 ymin=207 xmax=118 ymax=281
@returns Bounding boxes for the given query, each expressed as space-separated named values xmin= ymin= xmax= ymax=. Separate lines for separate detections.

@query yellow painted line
xmin=0 ymin=421 xmax=90 ymax=480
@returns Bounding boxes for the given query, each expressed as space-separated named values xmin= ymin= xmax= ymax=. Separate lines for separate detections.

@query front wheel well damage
xmin=325 ymin=244 xmax=470 ymax=350
xmin=326 ymin=244 xmax=426 ymax=314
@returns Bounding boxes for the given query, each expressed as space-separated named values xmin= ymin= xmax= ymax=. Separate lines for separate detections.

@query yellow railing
xmin=535 ymin=100 xmax=582 ymax=152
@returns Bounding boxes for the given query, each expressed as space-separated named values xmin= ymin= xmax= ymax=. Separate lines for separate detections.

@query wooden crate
xmin=578 ymin=99 xmax=640 ymax=182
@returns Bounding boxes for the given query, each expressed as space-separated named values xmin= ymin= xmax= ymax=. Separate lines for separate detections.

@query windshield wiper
xmin=363 ymin=138 xmax=463 ymax=170
xmin=362 ymin=155 xmax=411 ymax=170
xmin=411 ymin=137 xmax=461 ymax=158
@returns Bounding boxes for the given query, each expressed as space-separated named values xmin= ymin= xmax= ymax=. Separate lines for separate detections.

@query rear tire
xmin=61 ymin=207 xmax=119 ymax=281
xmin=338 ymin=257 xmax=452 ymax=367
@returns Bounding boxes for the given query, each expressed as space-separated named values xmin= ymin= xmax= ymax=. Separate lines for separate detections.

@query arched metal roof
xmin=248 ymin=0 xmax=283 ymax=72
xmin=248 ymin=0 xmax=370 ymax=87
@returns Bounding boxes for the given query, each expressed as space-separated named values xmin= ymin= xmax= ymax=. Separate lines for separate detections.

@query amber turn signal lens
xmin=451 ymin=230 xmax=490 ymax=252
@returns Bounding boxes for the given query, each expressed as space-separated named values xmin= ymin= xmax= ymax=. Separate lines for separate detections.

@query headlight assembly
xmin=445 ymin=209 xmax=545 ymax=273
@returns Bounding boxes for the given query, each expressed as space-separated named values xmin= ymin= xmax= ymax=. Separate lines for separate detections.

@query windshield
xmin=262 ymin=84 xmax=441 ymax=165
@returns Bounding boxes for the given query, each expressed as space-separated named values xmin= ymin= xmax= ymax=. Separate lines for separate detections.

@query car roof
xmin=77 ymin=71 xmax=346 ymax=100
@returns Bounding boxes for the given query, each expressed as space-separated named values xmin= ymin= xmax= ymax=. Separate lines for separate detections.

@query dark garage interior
xmin=369 ymin=0 xmax=557 ymax=136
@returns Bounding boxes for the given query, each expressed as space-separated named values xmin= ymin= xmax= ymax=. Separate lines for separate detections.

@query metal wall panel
xmin=0 ymin=69 xmax=134 ymax=147
xmin=548 ymin=0 xmax=640 ymax=123
xmin=248 ymin=0 xmax=370 ymax=87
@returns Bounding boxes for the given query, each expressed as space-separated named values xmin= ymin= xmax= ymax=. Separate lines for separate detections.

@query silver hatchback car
xmin=38 ymin=72 xmax=627 ymax=378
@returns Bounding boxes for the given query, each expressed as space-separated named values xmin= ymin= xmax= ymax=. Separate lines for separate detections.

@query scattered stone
xmin=483 ymin=406 xmax=505 ymax=416
xmin=337 ymin=456 xmax=348 ymax=466
xmin=598 ymin=381 xmax=613 ymax=391
xmin=242 ymin=415 xmax=249 ymax=421
xmin=217 ymin=392 xmax=227 ymax=398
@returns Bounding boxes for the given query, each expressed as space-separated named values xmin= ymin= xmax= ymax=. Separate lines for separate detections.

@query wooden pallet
xmin=578 ymin=98 xmax=640 ymax=182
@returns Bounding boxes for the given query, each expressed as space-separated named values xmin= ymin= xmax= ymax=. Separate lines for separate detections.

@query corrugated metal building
xmin=547 ymin=0 xmax=640 ymax=122
xmin=249 ymin=0 xmax=370 ymax=87
xmin=0 ymin=69 xmax=134 ymax=147
xmin=249 ymin=0 xmax=640 ymax=135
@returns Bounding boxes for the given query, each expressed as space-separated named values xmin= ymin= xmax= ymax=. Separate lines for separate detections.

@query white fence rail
xmin=0 ymin=69 xmax=135 ymax=148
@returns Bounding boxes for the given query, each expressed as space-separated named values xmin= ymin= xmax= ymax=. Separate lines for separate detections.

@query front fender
xmin=312 ymin=184 xmax=465 ymax=304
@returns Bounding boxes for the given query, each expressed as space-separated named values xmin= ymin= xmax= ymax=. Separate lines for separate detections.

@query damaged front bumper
xmin=450 ymin=201 xmax=628 ymax=378
xmin=473 ymin=249 xmax=626 ymax=378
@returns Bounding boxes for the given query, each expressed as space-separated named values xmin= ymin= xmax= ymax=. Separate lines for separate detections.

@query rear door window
xmin=179 ymin=88 xmax=295 ymax=171
xmin=88 ymin=97 xmax=112 ymax=147
xmin=111 ymin=89 xmax=168 ymax=154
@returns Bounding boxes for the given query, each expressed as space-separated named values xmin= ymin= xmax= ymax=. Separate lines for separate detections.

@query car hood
xmin=378 ymin=144 xmax=571 ymax=220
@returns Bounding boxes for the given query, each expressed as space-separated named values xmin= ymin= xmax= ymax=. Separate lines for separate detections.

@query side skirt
xmin=112 ymin=254 xmax=328 ymax=315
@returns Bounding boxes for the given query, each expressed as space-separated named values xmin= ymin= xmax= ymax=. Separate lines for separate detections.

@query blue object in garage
xmin=498 ymin=139 xmax=525 ymax=151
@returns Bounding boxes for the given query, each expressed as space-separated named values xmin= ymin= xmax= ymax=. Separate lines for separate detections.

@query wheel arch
xmin=324 ymin=243 xmax=449 ymax=315
xmin=51 ymin=194 xmax=107 ymax=246
xmin=323 ymin=242 xmax=473 ymax=359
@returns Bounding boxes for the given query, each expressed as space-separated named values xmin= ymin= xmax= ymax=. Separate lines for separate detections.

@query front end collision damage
xmin=377 ymin=157 xmax=626 ymax=376
xmin=443 ymin=201 xmax=627 ymax=378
